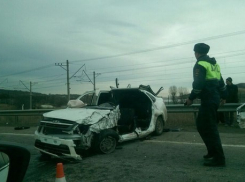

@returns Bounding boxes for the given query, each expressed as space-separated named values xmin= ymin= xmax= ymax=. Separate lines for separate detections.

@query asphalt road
xmin=1 ymin=126 xmax=245 ymax=182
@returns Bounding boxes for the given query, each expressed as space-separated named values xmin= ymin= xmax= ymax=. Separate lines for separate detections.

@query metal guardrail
xmin=166 ymin=103 xmax=242 ymax=113
xmin=0 ymin=104 xmax=243 ymax=125
xmin=0 ymin=103 xmax=242 ymax=116
xmin=0 ymin=109 xmax=54 ymax=116
xmin=166 ymin=103 xmax=243 ymax=121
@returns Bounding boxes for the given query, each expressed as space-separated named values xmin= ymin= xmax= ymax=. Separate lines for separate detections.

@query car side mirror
xmin=0 ymin=152 xmax=9 ymax=182
xmin=0 ymin=144 xmax=30 ymax=182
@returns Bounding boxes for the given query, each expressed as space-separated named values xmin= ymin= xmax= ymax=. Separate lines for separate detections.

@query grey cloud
xmin=1 ymin=0 xmax=245 ymax=95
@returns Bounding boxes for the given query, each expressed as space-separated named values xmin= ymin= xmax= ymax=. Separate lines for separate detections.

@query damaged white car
xmin=34 ymin=85 xmax=167 ymax=160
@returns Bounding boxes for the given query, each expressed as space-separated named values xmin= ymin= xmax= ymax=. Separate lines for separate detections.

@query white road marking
xmin=0 ymin=133 xmax=34 ymax=136
xmin=1 ymin=133 xmax=245 ymax=148
xmin=145 ymin=140 xmax=245 ymax=148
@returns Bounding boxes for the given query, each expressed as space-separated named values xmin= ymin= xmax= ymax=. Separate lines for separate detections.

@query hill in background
xmin=1 ymin=83 xmax=245 ymax=110
xmin=237 ymin=83 xmax=245 ymax=89
xmin=0 ymin=89 xmax=80 ymax=110
xmin=235 ymin=83 xmax=245 ymax=103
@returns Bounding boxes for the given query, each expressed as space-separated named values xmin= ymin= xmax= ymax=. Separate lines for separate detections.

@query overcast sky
xmin=1 ymin=0 xmax=245 ymax=97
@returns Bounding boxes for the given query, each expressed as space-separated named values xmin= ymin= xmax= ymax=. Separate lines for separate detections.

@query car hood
xmin=43 ymin=108 xmax=111 ymax=125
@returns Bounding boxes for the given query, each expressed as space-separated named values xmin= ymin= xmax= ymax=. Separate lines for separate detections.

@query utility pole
xmin=55 ymin=60 xmax=70 ymax=102
xmin=93 ymin=71 xmax=96 ymax=91
xmin=20 ymin=81 xmax=37 ymax=110
xmin=83 ymin=71 xmax=100 ymax=91
xmin=67 ymin=60 xmax=70 ymax=101
xmin=30 ymin=82 xmax=32 ymax=109
xmin=56 ymin=61 xmax=85 ymax=102
xmin=116 ymin=78 xmax=119 ymax=88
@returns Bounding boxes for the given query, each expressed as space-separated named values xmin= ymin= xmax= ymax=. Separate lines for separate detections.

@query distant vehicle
xmin=40 ymin=105 xmax=54 ymax=109
xmin=237 ymin=103 xmax=245 ymax=128
xmin=34 ymin=85 xmax=167 ymax=160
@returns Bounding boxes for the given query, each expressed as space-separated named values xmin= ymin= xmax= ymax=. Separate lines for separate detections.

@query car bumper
xmin=34 ymin=131 xmax=82 ymax=160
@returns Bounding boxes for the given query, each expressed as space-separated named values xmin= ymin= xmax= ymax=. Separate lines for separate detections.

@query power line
xmin=2 ymin=55 xmax=244 ymax=91
xmin=80 ymin=50 xmax=245 ymax=75
xmin=1 ymin=64 xmax=54 ymax=78
xmin=71 ymin=30 xmax=245 ymax=63
xmin=36 ymin=73 xmax=66 ymax=80
xmin=98 ymin=53 xmax=245 ymax=75
xmin=96 ymin=65 xmax=245 ymax=84
xmin=2 ymin=30 xmax=245 ymax=80
xmin=1 ymin=30 xmax=245 ymax=93
xmin=96 ymin=70 xmax=245 ymax=86
xmin=6 ymin=58 xmax=241 ymax=91
xmin=96 ymin=59 xmax=245 ymax=81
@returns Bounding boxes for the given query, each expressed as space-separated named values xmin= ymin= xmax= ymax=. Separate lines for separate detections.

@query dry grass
xmin=166 ymin=113 xmax=195 ymax=128
xmin=0 ymin=104 xmax=17 ymax=110
xmin=165 ymin=113 xmax=245 ymax=134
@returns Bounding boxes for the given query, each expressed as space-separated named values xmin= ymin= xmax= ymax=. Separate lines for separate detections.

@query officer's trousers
xmin=196 ymin=101 xmax=225 ymax=161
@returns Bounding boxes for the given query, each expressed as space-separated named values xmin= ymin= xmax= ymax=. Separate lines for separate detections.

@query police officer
xmin=186 ymin=43 xmax=227 ymax=167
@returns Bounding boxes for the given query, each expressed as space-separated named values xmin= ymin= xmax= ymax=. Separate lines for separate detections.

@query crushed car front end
xmin=34 ymin=118 xmax=89 ymax=160
xmin=34 ymin=107 xmax=120 ymax=160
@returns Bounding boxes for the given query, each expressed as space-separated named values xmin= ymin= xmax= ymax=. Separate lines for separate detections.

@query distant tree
xmin=169 ymin=86 xmax=178 ymax=104
xmin=0 ymin=93 xmax=10 ymax=104
xmin=0 ymin=93 xmax=9 ymax=99
xmin=178 ymin=87 xmax=189 ymax=104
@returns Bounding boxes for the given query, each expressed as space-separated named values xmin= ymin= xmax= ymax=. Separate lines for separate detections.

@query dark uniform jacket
xmin=189 ymin=55 xmax=227 ymax=104
xmin=226 ymin=84 xmax=238 ymax=103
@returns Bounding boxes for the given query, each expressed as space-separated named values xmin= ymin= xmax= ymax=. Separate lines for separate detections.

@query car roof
xmin=111 ymin=85 xmax=156 ymax=96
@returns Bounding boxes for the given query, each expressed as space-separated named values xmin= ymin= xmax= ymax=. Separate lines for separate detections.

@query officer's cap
xmin=226 ymin=77 xmax=232 ymax=82
xmin=193 ymin=43 xmax=210 ymax=54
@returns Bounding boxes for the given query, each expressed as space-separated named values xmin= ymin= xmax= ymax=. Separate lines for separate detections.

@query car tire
xmin=154 ymin=116 xmax=164 ymax=136
xmin=93 ymin=129 xmax=119 ymax=154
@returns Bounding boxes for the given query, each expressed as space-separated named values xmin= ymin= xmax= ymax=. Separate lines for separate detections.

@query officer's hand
xmin=220 ymin=99 xmax=226 ymax=106
xmin=185 ymin=98 xmax=193 ymax=106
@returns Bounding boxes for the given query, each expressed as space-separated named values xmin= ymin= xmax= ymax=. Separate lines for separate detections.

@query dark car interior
xmin=98 ymin=89 xmax=153 ymax=134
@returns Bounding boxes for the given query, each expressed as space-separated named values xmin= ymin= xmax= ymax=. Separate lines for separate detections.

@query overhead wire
xmin=2 ymin=54 xmax=244 ymax=91
xmin=97 ymin=70 xmax=245 ymax=85
xmin=1 ymin=64 xmax=54 ymax=78
xmin=82 ymin=50 xmax=245 ymax=75
xmin=1 ymin=30 xmax=245 ymax=80
xmin=70 ymin=30 xmax=245 ymax=63
xmin=96 ymin=59 xmax=245 ymax=81
xmin=97 ymin=54 xmax=245 ymax=76
xmin=1 ymin=30 xmax=245 ymax=93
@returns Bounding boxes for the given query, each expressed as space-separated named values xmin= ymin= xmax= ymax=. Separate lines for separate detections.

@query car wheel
xmin=154 ymin=117 xmax=164 ymax=136
xmin=93 ymin=129 xmax=119 ymax=154
xmin=99 ymin=136 xmax=117 ymax=154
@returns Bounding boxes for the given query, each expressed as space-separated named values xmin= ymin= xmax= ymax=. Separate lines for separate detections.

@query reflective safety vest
xmin=198 ymin=61 xmax=221 ymax=80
